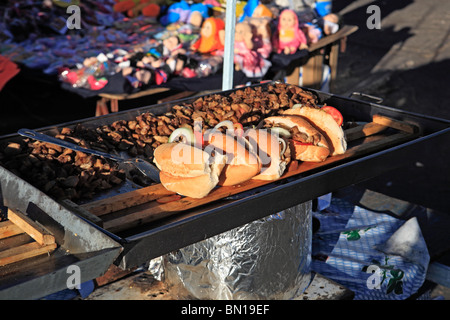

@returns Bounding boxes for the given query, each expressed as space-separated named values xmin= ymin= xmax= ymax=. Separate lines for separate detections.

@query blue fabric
xmin=78 ymin=280 xmax=95 ymax=299
xmin=312 ymin=197 xmax=430 ymax=300
xmin=315 ymin=0 xmax=332 ymax=17
xmin=40 ymin=280 xmax=95 ymax=300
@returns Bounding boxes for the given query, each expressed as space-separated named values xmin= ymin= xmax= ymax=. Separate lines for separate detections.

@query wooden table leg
xmin=302 ymin=53 xmax=324 ymax=89
xmin=110 ymin=99 xmax=119 ymax=113
xmin=328 ymin=43 xmax=340 ymax=92
xmin=285 ymin=66 xmax=300 ymax=86
xmin=96 ymin=97 xmax=108 ymax=116
xmin=95 ymin=97 xmax=119 ymax=116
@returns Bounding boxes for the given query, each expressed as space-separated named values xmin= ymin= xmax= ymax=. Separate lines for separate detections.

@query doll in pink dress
xmin=272 ymin=9 xmax=308 ymax=54
xmin=248 ymin=17 xmax=272 ymax=59
xmin=233 ymin=21 xmax=271 ymax=78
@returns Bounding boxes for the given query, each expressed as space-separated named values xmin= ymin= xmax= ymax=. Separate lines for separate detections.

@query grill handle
xmin=348 ymin=92 xmax=384 ymax=104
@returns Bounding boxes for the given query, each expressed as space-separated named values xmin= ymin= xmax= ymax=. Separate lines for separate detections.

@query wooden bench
xmin=286 ymin=25 xmax=359 ymax=91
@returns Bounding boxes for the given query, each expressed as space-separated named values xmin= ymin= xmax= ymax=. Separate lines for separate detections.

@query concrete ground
xmin=333 ymin=0 xmax=450 ymax=119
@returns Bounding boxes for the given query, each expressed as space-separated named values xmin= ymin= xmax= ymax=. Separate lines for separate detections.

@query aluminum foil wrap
xmin=163 ymin=201 xmax=312 ymax=300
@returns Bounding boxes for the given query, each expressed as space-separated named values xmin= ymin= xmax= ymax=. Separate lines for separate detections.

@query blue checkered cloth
xmin=312 ymin=197 xmax=430 ymax=300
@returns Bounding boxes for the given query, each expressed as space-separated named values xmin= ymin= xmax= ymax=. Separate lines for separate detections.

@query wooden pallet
xmin=0 ymin=208 xmax=57 ymax=267
xmin=79 ymin=114 xmax=420 ymax=233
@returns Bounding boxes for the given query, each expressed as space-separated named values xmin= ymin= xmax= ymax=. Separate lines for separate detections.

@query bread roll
xmin=159 ymin=171 xmax=219 ymax=199
xmin=206 ymin=132 xmax=261 ymax=186
xmin=153 ymin=142 xmax=210 ymax=177
xmin=153 ymin=142 xmax=226 ymax=198
xmin=245 ymin=129 xmax=290 ymax=180
xmin=288 ymin=140 xmax=330 ymax=162
xmin=264 ymin=115 xmax=330 ymax=162
xmin=283 ymin=107 xmax=347 ymax=156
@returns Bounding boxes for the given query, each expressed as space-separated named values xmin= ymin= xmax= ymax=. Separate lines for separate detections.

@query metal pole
xmin=222 ymin=0 xmax=237 ymax=91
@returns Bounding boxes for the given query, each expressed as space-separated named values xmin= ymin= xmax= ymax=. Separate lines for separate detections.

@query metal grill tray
xmin=0 ymin=165 xmax=122 ymax=299
xmin=1 ymin=84 xmax=449 ymax=271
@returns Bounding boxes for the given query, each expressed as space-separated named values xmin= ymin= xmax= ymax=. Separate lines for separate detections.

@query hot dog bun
xmin=206 ymin=132 xmax=261 ymax=186
xmin=283 ymin=106 xmax=347 ymax=156
xmin=264 ymin=115 xmax=330 ymax=162
xmin=153 ymin=142 xmax=226 ymax=198
xmin=159 ymin=171 xmax=220 ymax=199
xmin=245 ymin=129 xmax=290 ymax=180
xmin=154 ymin=142 xmax=211 ymax=177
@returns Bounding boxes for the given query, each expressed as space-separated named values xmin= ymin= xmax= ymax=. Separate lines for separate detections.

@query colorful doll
xmin=190 ymin=17 xmax=225 ymax=55
xmin=239 ymin=0 xmax=273 ymax=22
xmin=160 ymin=0 xmax=210 ymax=27
xmin=272 ymin=9 xmax=308 ymax=54
xmin=301 ymin=22 xmax=322 ymax=44
xmin=248 ymin=17 xmax=272 ymax=59
xmin=156 ymin=35 xmax=186 ymax=62
xmin=233 ymin=21 xmax=271 ymax=78
xmin=251 ymin=3 xmax=273 ymax=19
xmin=238 ymin=0 xmax=259 ymax=22
xmin=113 ymin=0 xmax=161 ymax=18
xmin=322 ymin=13 xmax=340 ymax=35
xmin=117 ymin=35 xmax=186 ymax=88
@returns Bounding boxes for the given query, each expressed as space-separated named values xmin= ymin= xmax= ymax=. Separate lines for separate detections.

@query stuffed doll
xmin=248 ymin=17 xmax=272 ymax=59
xmin=272 ymin=9 xmax=308 ymax=54
xmin=188 ymin=3 xmax=211 ymax=28
xmin=61 ymin=54 xmax=111 ymax=90
xmin=114 ymin=0 xmax=161 ymax=18
xmin=166 ymin=53 xmax=200 ymax=78
xmin=160 ymin=0 xmax=210 ymax=27
xmin=117 ymin=35 xmax=186 ymax=89
xmin=239 ymin=0 xmax=259 ymax=22
xmin=144 ymin=35 xmax=187 ymax=71
xmin=159 ymin=0 xmax=190 ymax=26
xmin=157 ymin=1 xmax=211 ymax=48
xmin=127 ymin=2 xmax=161 ymax=18
xmin=239 ymin=0 xmax=273 ymax=22
xmin=153 ymin=35 xmax=188 ymax=73
xmin=301 ymin=22 xmax=322 ymax=44
xmin=299 ymin=12 xmax=339 ymax=44
xmin=153 ymin=35 xmax=186 ymax=62
xmin=322 ymin=13 xmax=340 ymax=35
xmin=251 ymin=3 xmax=273 ymax=19
xmin=120 ymin=60 xmax=171 ymax=88
xmin=190 ymin=17 xmax=225 ymax=55
xmin=233 ymin=21 xmax=271 ymax=78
